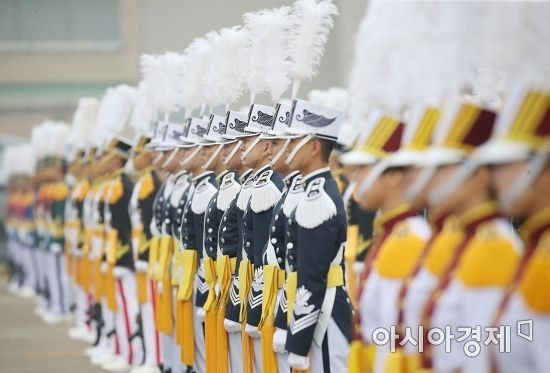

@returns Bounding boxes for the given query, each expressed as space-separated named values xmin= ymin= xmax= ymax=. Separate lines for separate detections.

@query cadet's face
xmin=427 ymin=163 xmax=463 ymax=212
xmin=223 ymin=141 xmax=242 ymax=171
xmin=403 ymin=167 xmax=427 ymax=208
xmin=285 ymin=137 xmax=308 ymax=171
xmin=353 ymin=164 xmax=379 ymax=210
xmin=270 ymin=139 xmax=289 ymax=174
xmin=200 ymin=144 xmax=217 ymax=167
xmin=240 ymin=136 xmax=258 ymax=169
xmin=491 ymin=160 xmax=531 ymax=217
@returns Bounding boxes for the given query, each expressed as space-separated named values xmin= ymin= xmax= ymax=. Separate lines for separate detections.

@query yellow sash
xmin=238 ymin=259 xmax=253 ymax=322
xmin=106 ymin=229 xmax=118 ymax=265
xmin=147 ymin=236 xmax=160 ymax=279
xmin=155 ymin=235 xmax=174 ymax=282
xmin=203 ymin=257 xmax=217 ymax=311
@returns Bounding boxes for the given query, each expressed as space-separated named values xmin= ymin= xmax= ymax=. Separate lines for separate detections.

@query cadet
xmin=240 ymin=103 xmax=285 ymax=373
xmin=220 ymin=109 xmax=256 ymax=373
xmin=283 ymin=99 xmax=352 ymax=371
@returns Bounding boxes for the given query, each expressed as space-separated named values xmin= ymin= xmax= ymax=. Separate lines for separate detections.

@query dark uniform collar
xmin=216 ymin=169 xmax=230 ymax=183
xmin=253 ymin=164 xmax=271 ymax=178
xmin=192 ymin=171 xmax=214 ymax=183
xmin=302 ymin=166 xmax=332 ymax=188
xmin=520 ymin=206 xmax=550 ymax=248
xmin=173 ymin=169 xmax=189 ymax=179
xmin=239 ymin=169 xmax=254 ymax=183
xmin=283 ymin=170 xmax=301 ymax=188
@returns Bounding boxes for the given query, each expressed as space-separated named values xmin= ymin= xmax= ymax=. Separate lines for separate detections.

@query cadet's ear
xmin=310 ymin=138 xmax=322 ymax=158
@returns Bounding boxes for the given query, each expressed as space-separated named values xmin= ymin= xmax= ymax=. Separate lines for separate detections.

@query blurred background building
xmin=0 ymin=0 xmax=367 ymax=257
xmin=0 ymin=0 xmax=366 ymax=163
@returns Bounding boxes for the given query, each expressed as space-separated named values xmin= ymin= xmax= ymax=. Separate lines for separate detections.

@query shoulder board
xmin=191 ymin=178 xmax=217 ymax=214
xmin=217 ymin=172 xmax=241 ymax=211
xmin=236 ymin=175 xmax=256 ymax=211
xmin=109 ymin=177 xmax=124 ymax=204
xmin=295 ymin=177 xmax=336 ymax=229
xmin=250 ymin=170 xmax=282 ymax=213
xmin=283 ymin=175 xmax=304 ymax=217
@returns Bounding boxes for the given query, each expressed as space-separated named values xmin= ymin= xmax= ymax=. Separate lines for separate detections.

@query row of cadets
xmin=4 ymin=145 xmax=37 ymax=299
xmin=65 ymin=98 xmax=98 ymax=344
xmin=127 ymin=81 xmax=163 ymax=373
xmin=405 ymin=4 xmax=548 ymax=373
xmin=342 ymin=2 xmax=550 ymax=373
xmin=420 ymin=4 xmax=550 ymax=372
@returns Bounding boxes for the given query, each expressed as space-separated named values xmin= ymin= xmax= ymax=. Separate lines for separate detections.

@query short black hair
xmin=317 ymin=138 xmax=336 ymax=162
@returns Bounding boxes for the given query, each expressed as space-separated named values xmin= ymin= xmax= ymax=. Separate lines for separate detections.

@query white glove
xmin=224 ymin=319 xmax=242 ymax=333
xmin=50 ymin=242 xmax=63 ymax=254
xmin=288 ymin=353 xmax=309 ymax=370
xmin=273 ymin=328 xmax=287 ymax=353
xmin=245 ymin=323 xmax=260 ymax=338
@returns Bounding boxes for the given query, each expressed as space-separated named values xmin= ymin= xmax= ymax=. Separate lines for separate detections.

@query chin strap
xmin=240 ymin=136 xmax=261 ymax=162
xmin=161 ymin=148 xmax=179 ymax=169
xmin=269 ymin=138 xmax=290 ymax=168
xmin=356 ymin=158 xmax=389 ymax=197
xmin=428 ymin=159 xmax=477 ymax=207
xmin=404 ymin=166 xmax=437 ymax=203
xmin=152 ymin=152 xmax=164 ymax=165
xmin=285 ymin=135 xmax=312 ymax=166
xmin=501 ymin=151 xmax=549 ymax=211
xmin=203 ymin=144 xmax=225 ymax=170
xmin=180 ymin=145 xmax=202 ymax=166
xmin=223 ymin=140 xmax=242 ymax=166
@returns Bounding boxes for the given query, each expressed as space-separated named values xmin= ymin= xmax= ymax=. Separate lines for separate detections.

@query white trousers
xmin=35 ymin=250 xmax=48 ymax=308
xmin=45 ymin=252 xmax=69 ymax=315
xmin=228 ymin=331 xmax=243 ymax=373
xmin=100 ymin=297 xmax=117 ymax=355
xmin=138 ymin=276 xmax=162 ymax=367
xmin=308 ymin=318 xmax=349 ymax=373
xmin=193 ymin=304 xmax=206 ymax=373
xmin=114 ymin=267 xmax=141 ymax=366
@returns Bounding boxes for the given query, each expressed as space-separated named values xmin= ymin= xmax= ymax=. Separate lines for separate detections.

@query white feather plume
xmin=348 ymin=0 xmax=476 ymax=127
xmin=472 ymin=2 xmax=550 ymax=106
xmin=288 ymin=0 xmax=338 ymax=98
xmin=243 ymin=7 xmax=293 ymax=103
xmin=205 ymin=26 xmax=249 ymax=108
xmin=307 ymin=87 xmax=348 ymax=110
xmin=43 ymin=121 xmax=71 ymax=158
xmin=16 ymin=144 xmax=36 ymax=176
xmin=70 ymin=97 xmax=98 ymax=151
xmin=96 ymin=85 xmax=137 ymax=136
xmin=130 ymin=81 xmax=157 ymax=135
xmin=181 ymin=37 xmax=214 ymax=113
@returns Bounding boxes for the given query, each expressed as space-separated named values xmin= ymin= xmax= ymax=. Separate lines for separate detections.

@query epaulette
xmin=250 ymin=169 xmax=282 ymax=213
xmin=295 ymin=177 xmax=336 ymax=229
xmin=217 ymin=172 xmax=241 ymax=211
xmin=283 ymin=175 xmax=304 ymax=217
xmin=191 ymin=178 xmax=217 ymax=214
xmin=236 ymin=175 xmax=255 ymax=211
